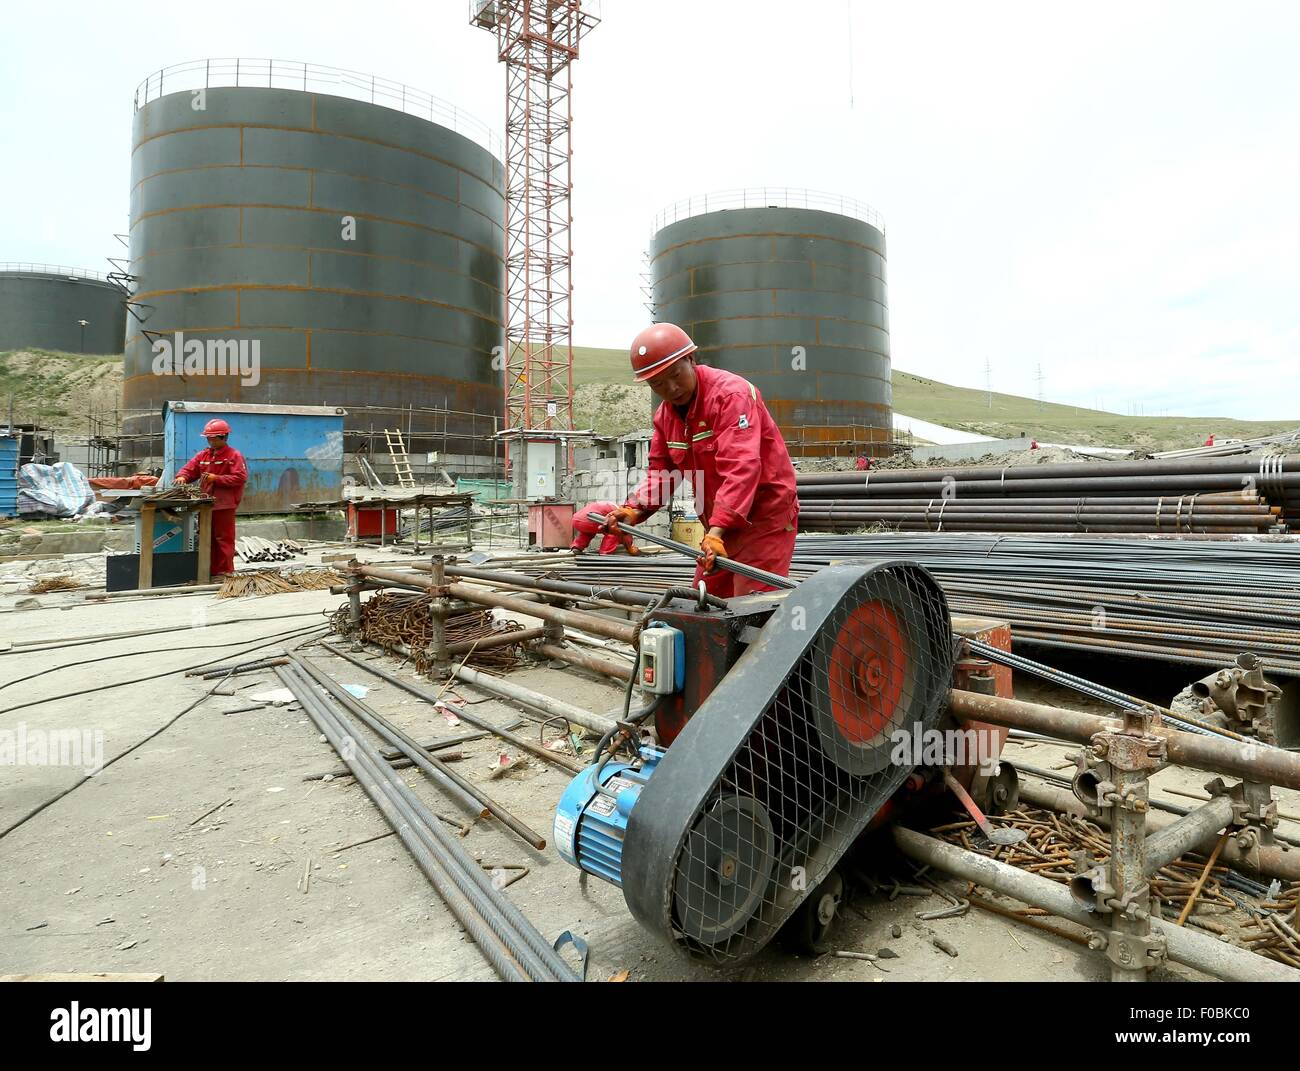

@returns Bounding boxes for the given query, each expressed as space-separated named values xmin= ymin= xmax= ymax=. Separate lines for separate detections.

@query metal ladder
xmin=384 ymin=428 xmax=416 ymax=488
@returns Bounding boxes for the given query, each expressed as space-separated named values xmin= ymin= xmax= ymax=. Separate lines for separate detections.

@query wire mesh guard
xmin=625 ymin=561 xmax=952 ymax=964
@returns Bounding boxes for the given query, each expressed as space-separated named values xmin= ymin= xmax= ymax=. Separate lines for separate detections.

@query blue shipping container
xmin=163 ymin=401 xmax=346 ymax=515
xmin=0 ymin=436 xmax=17 ymax=517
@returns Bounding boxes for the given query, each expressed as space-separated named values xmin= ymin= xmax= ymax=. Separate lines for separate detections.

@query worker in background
xmin=1204 ymin=433 xmax=1216 ymax=447
xmin=571 ymin=501 xmax=640 ymax=556
xmin=173 ymin=419 xmax=248 ymax=578
xmin=604 ymin=323 xmax=798 ymax=597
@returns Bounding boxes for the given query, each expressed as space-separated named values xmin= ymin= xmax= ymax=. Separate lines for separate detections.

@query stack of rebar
xmin=507 ymin=534 xmax=1300 ymax=677
xmin=796 ymin=454 xmax=1299 ymax=534
xmin=274 ymin=660 xmax=577 ymax=982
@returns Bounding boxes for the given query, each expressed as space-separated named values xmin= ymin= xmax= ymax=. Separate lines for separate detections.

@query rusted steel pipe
xmin=350 ymin=564 xmax=639 ymax=644
xmin=534 ymin=641 xmax=635 ymax=682
xmin=450 ymin=664 xmax=617 ymax=736
xmin=948 ymin=689 xmax=1300 ymax=790
xmin=445 ymin=626 xmax=546 ymax=655
xmin=892 ymin=826 xmax=1300 ymax=982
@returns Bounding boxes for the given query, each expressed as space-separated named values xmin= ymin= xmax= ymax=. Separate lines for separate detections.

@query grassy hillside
xmin=575 ymin=345 xmax=1297 ymax=452
xmin=0 ymin=349 xmax=123 ymax=435
xmin=6 ymin=346 xmax=1295 ymax=454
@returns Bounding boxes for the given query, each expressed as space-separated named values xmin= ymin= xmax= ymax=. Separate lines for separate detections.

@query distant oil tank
xmin=124 ymin=60 xmax=505 ymax=460
xmin=651 ymin=192 xmax=891 ymax=456
xmin=0 ymin=265 xmax=126 ymax=354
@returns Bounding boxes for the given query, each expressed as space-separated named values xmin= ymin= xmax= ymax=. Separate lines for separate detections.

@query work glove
xmin=700 ymin=532 xmax=728 ymax=572
xmin=605 ymin=505 xmax=641 ymax=532
xmin=625 ymin=542 xmax=641 ymax=556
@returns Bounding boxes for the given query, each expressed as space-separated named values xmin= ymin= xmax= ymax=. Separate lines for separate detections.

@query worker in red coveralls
xmin=173 ymin=419 xmax=248 ymax=578
xmin=571 ymin=501 xmax=640 ymax=556
xmin=604 ymin=323 xmax=798 ymax=598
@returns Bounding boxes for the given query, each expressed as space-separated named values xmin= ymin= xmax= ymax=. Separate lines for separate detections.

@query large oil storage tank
xmin=124 ymin=60 xmax=505 ymax=464
xmin=0 ymin=265 xmax=126 ymax=354
xmin=650 ymin=191 xmax=892 ymax=456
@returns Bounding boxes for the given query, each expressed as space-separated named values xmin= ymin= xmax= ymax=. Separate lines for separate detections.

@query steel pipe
xmin=275 ymin=664 xmax=565 ymax=982
xmin=948 ymin=690 xmax=1300 ymax=790
xmin=534 ymin=641 xmax=635 ymax=682
xmin=450 ymin=664 xmax=618 ymax=736
xmin=892 ymin=825 xmax=1299 ymax=982
xmin=349 ymin=564 xmax=641 ymax=643
xmin=292 ymin=655 xmax=546 ymax=849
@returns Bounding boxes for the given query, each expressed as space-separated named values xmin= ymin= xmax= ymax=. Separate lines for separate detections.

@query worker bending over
xmin=571 ymin=500 xmax=640 ymax=556
xmin=173 ymin=419 xmax=248 ymax=578
xmin=606 ymin=323 xmax=798 ymax=596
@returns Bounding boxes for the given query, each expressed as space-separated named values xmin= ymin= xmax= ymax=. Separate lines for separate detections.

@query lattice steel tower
xmin=472 ymin=0 xmax=599 ymax=436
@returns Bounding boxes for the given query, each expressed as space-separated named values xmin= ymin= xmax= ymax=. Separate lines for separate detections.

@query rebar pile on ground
xmin=28 ymin=574 xmax=84 ymax=593
xmin=507 ymin=534 xmax=1300 ymax=676
xmin=329 ymin=590 xmax=528 ymax=673
xmin=217 ymin=567 xmax=345 ymax=599
xmin=931 ymin=805 xmax=1300 ymax=968
xmin=235 ymin=535 xmax=307 ymax=562
xmin=273 ymin=661 xmax=577 ymax=982
xmin=795 ymin=454 xmax=1299 ymax=533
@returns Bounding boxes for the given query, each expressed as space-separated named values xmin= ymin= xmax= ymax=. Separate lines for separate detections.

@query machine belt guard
xmin=622 ymin=561 xmax=953 ymax=964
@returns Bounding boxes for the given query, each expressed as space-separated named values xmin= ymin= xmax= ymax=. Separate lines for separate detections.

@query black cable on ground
xmin=0 ymin=612 xmax=328 ymax=695
xmin=0 ymin=626 xmax=328 ymax=841
xmin=4 ymin=610 xmax=330 ymax=656
xmin=0 ymin=622 xmax=328 ymax=719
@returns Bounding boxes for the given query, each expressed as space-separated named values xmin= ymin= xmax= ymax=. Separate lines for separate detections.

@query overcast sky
xmin=3 ymin=1 xmax=1297 ymax=419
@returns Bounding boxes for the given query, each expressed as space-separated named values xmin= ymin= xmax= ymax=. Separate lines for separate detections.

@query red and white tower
xmin=472 ymin=0 xmax=599 ymax=441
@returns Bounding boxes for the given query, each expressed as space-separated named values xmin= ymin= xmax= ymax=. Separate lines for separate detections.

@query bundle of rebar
xmin=505 ymin=534 xmax=1300 ymax=676
xmin=796 ymin=454 xmax=1299 ymax=534
xmin=329 ymin=590 xmax=528 ymax=672
xmin=143 ymin=483 xmax=205 ymax=503
xmin=217 ymin=567 xmax=345 ymax=598
xmin=235 ymin=535 xmax=307 ymax=562
xmin=274 ymin=661 xmax=577 ymax=982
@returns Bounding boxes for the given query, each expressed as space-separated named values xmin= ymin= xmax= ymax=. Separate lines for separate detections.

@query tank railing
xmin=0 ymin=263 xmax=109 ymax=281
xmin=652 ymin=187 xmax=885 ymax=234
xmin=133 ymin=58 xmax=502 ymax=159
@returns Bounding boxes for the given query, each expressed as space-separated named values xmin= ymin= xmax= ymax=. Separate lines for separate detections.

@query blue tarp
xmin=16 ymin=461 xmax=94 ymax=517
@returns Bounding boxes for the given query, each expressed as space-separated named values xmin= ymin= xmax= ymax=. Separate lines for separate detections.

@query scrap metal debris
xmin=329 ymin=590 xmax=529 ymax=673
xmin=217 ymin=567 xmax=344 ymax=598
xmin=931 ymin=805 xmax=1300 ymax=968
xmin=28 ymin=574 xmax=84 ymax=593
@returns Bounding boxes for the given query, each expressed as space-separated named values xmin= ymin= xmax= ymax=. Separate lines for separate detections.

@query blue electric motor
xmin=553 ymin=746 xmax=664 ymax=886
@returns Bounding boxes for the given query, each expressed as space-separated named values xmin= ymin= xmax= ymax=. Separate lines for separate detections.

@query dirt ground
xmin=1 ymin=546 xmax=1295 ymax=982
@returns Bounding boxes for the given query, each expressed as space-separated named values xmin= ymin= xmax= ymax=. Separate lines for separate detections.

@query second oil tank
xmin=651 ymin=192 xmax=891 ymax=455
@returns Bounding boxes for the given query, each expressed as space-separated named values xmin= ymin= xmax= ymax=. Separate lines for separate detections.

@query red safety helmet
xmin=629 ymin=323 xmax=697 ymax=382
xmin=202 ymin=418 xmax=231 ymax=437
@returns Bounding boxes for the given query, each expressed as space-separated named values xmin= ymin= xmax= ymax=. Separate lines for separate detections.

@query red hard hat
xmin=202 ymin=419 xmax=231 ymax=437
xmin=629 ymin=323 xmax=697 ymax=382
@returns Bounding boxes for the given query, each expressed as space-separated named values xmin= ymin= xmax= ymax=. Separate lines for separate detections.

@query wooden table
xmin=137 ymin=497 xmax=215 ymax=589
